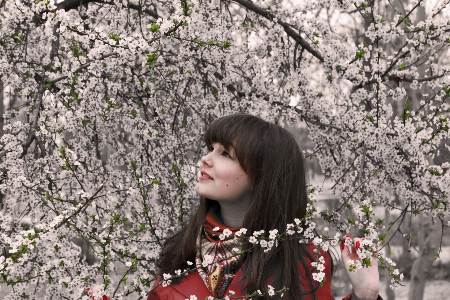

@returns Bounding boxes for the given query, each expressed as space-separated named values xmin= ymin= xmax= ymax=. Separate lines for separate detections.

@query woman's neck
xmin=216 ymin=200 xmax=250 ymax=228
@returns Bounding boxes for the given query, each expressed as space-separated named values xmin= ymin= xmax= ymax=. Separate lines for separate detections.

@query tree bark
xmin=385 ymin=207 xmax=396 ymax=300
xmin=0 ymin=80 xmax=4 ymax=211
xmin=0 ymin=79 xmax=4 ymax=137
xmin=407 ymin=213 xmax=441 ymax=300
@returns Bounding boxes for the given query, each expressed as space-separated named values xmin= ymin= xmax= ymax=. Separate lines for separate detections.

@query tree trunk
xmin=384 ymin=207 xmax=396 ymax=300
xmin=407 ymin=213 xmax=441 ymax=300
xmin=0 ymin=80 xmax=3 ymax=211
xmin=0 ymin=79 xmax=4 ymax=136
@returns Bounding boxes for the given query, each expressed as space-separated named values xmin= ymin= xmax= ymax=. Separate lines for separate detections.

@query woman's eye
xmin=222 ymin=151 xmax=231 ymax=158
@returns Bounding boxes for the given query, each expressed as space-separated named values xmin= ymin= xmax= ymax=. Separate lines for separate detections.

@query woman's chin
xmin=194 ymin=185 xmax=205 ymax=196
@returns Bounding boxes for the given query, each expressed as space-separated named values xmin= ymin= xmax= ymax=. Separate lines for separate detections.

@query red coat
xmin=147 ymin=244 xmax=341 ymax=300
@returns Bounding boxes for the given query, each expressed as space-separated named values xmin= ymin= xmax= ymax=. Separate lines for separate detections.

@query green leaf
xmin=150 ymin=23 xmax=160 ymax=33
xmin=221 ymin=41 xmax=231 ymax=50
xmin=72 ymin=45 xmax=79 ymax=57
xmin=70 ymin=91 xmax=78 ymax=101
xmin=145 ymin=52 xmax=158 ymax=68
xmin=130 ymin=159 xmax=137 ymax=171
xmin=361 ymin=205 xmax=371 ymax=214
xmin=434 ymin=251 xmax=441 ymax=260
xmin=403 ymin=17 xmax=411 ymax=27
xmin=108 ymin=33 xmax=120 ymax=45
xmin=59 ymin=146 xmax=66 ymax=158
xmin=362 ymin=258 xmax=372 ymax=267
xmin=355 ymin=50 xmax=366 ymax=60
xmin=171 ymin=163 xmax=180 ymax=173
xmin=428 ymin=169 xmax=442 ymax=176
xmin=72 ymin=74 xmax=78 ymax=86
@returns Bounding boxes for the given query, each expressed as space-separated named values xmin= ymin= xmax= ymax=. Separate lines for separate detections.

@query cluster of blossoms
xmin=247 ymin=229 xmax=281 ymax=253
xmin=0 ymin=0 xmax=448 ymax=298
xmin=311 ymin=255 xmax=326 ymax=283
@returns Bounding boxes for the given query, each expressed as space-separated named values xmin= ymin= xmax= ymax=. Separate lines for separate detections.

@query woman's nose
xmin=201 ymin=153 xmax=211 ymax=167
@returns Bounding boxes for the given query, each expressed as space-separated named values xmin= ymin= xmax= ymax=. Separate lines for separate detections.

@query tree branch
xmin=396 ymin=2 xmax=421 ymax=27
xmin=20 ymin=82 xmax=46 ymax=159
xmin=0 ymin=81 xmax=47 ymax=159
xmin=365 ymin=73 xmax=447 ymax=87
xmin=54 ymin=179 xmax=109 ymax=230
xmin=231 ymin=0 xmax=324 ymax=62
xmin=56 ymin=0 xmax=158 ymax=19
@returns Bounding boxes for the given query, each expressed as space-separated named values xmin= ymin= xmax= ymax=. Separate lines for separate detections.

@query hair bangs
xmin=203 ymin=116 xmax=240 ymax=151
xmin=203 ymin=114 xmax=266 ymax=177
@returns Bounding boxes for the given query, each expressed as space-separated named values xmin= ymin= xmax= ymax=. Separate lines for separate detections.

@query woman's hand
xmin=341 ymin=235 xmax=380 ymax=300
xmin=85 ymin=286 xmax=111 ymax=300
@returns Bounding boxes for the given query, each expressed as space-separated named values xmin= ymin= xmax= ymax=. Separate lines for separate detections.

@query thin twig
xmin=54 ymin=179 xmax=109 ymax=229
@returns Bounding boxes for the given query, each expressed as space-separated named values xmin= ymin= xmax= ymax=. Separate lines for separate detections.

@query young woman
xmin=147 ymin=114 xmax=381 ymax=300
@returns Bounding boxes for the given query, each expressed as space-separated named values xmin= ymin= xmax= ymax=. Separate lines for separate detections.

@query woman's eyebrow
xmin=225 ymin=145 xmax=236 ymax=154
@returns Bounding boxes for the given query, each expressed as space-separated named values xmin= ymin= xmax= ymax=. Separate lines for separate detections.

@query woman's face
xmin=195 ymin=142 xmax=252 ymax=204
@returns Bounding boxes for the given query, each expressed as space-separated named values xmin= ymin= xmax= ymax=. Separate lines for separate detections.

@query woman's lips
xmin=200 ymin=171 xmax=213 ymax=180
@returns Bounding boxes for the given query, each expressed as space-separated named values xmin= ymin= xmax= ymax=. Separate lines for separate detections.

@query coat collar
xmin=171 ymin=267 xmax=246 ymax=298
xmin=171 ymin=202 xmax=247 ymax=298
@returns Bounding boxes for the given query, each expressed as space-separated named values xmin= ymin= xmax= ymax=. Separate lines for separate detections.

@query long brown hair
xmin=156 ymin=114 xmax=322 ymax=299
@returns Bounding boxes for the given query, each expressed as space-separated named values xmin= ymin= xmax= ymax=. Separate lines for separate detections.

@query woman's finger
xmin=340 ymin=235 xmax=362 ymax=255
xmin=352 ymin=237 xmax=361 ymax=254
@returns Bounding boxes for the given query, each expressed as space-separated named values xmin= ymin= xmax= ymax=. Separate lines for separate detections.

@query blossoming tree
xmin=0 ymin=0 xmax=449 ymax=299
